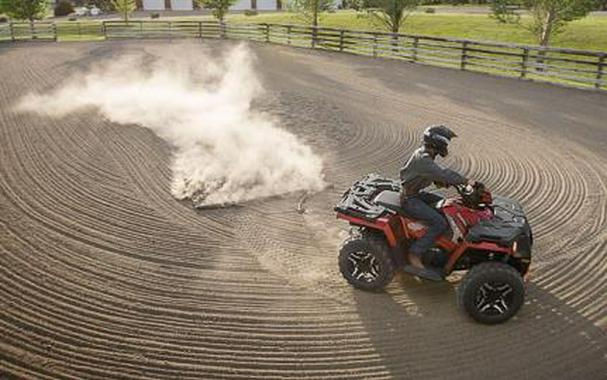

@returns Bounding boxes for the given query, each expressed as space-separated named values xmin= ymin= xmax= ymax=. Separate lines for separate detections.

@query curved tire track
xmin=0 ymin=41 xmax=605 ymax=379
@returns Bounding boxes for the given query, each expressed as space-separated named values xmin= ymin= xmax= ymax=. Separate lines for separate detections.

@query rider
xmin=400 ymin=125 xmax=471 ymax=281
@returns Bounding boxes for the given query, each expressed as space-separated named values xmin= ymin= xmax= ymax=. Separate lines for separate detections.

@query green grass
xmin=217 ymin=11 xmax=607 ymax=52
xmin=4 ymin=9 xmax=606 ymax=51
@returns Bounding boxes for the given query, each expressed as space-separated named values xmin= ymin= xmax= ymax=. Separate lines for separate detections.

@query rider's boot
xmin=403 ymin=252 xmax=444 ymax=281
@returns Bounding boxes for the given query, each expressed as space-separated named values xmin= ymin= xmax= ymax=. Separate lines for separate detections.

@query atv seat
xmin=374 ymin=190 xmax=408 ymax=216
xmin=375 ymin=190 xmax=445 ymax=217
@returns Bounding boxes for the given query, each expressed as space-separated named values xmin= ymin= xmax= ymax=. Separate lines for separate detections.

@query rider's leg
xmin=401 ymin=196 xmax=448 ymax=268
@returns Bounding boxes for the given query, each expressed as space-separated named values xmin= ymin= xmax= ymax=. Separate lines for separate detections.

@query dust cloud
xmin=18 ymin=44 xmax=326 ymax=207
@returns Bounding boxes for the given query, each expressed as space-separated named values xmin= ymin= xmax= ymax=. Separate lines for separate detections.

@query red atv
xmin=334 ymin=174 xmax=533 ymax=324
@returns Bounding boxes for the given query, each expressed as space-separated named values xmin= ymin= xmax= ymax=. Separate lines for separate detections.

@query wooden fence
xmin=1 ymin=21 xmax=605 ymax=91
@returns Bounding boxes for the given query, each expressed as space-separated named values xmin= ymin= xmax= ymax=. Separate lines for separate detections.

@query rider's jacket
xmin=400 ymin=147 xmax=467 ymax=196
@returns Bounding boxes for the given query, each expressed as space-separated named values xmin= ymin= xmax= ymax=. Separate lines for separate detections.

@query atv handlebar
xmin=453 ymin=182 xmax=490 ymax=209
xmin=454 ymin=183 xmax=473 ymax=196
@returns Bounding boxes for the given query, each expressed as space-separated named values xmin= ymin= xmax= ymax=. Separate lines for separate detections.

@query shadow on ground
xmin=352 ymin=275 xmax=607 ymax=379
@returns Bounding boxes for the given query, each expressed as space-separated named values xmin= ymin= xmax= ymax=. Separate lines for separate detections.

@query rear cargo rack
xmin=334 ymin=174 xmax=400 ymax=221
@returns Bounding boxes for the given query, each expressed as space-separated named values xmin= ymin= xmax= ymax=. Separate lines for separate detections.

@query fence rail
xmin=1 ymin=20 xmax=605 ymax=91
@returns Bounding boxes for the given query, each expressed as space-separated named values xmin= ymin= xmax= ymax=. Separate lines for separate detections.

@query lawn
xmin=2 ymin=9 xmax=606 ymax=51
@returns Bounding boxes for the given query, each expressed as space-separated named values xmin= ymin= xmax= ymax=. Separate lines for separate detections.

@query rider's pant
xmin=401 ymin=192 xmax=448 ymax=258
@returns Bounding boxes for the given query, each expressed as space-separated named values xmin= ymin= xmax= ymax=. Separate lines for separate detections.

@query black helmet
xmin=423 ymin=124 xmax=457 ymax=157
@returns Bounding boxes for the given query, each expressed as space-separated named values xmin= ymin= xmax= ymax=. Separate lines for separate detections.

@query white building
xmin=142 ymin=0 xmax=166 ymax=10
xmin=142 ymin=0 xmax=282 ymax=11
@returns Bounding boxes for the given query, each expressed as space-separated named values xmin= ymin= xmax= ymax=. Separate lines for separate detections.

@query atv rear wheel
xmin=458 ymin=262 xmax=525 ymax=325
xmin=338 ymin=233 xmax=395 ymax=291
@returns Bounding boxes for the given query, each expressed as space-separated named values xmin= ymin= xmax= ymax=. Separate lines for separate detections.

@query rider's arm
xmin=419 ymin=157 xmax=467 ymax=186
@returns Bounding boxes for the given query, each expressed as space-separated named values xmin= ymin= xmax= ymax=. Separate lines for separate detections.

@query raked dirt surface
xmin=0 ymin=40 xmax=606 ymax=379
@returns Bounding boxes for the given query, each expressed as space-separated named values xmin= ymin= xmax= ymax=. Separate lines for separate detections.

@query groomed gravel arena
xmin=0 ymin=40 xmax=606 ymax=379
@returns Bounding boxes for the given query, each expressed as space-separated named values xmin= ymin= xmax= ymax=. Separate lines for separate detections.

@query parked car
xmin=74 ymin=7 xmax=90 ymax=16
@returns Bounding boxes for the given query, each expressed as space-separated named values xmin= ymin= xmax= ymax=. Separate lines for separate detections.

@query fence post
xmin=102 ymin=21 xmax=107 ymax=40
xmin=198 ymin=21 xmax=202 ymax=39
xmin=9 ymin=22 xmax=15 ymax=42
xmin=412 ymin=37 xmax=419 ymax=62
xmin=373 ymin=33 xmax=378 ymax=58
xmin=535 ymin=48 xmax=547 ymax=72
xmin=220 ymin=21 xmax=226 ymax=39
xmin=460 ymin=41 xmax=468 ymax=70
xmin=595 ymin=54 xmax=605 ymax=90
xmin=287 ymin=25 xmax=292 ymax=45
xmin=30 ymin=21 xmax=36 ymax=40
xmin=139 ymin=21 xmax=143 ymax=38
xmin=389 ymin=33 xmax=399 ymax=57
xmin=53 ymin=22 xmax=58 ymax=41
xmin=262 ymin=23 xmax=270 ymax=43
xmin=520 ymin=48 xmax=529 ymax=79
xmin=339 ymin=30 xmax=344 ymax=52
xmin=311 ymin=26 xmax=317 ymax=48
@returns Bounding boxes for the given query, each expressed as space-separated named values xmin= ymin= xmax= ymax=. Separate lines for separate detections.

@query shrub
xmin=150 ymin=12 xmax=160 ymax=18
xmin=55 ymin=0 xmax=75 ymax=16
xmin=243 ymin=9 xmax=257 ymax=16
xmin=424 ymin=7 xmax=435 ymax=13
xmin=0 ymin=16 xmax=8 ymax=23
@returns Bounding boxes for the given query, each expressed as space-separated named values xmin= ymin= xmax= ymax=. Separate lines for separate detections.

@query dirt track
xmin=0 ymin=40 xmax=606 ymax=379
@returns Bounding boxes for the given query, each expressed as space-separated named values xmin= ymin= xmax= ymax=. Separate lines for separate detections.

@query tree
xmin=491 ymin=0 xmax=599 ymax=46
xmin=289 ymin=0 xmax=335 ymax=27
xmin=197 ymin=0 xmax=236 ymax=23
xmin=111 ymin=0 xmax=136 ymax=23
xmin=365 ymin=0 xmax=419 ymax=33
xmin=2 ymin=0 xmax=47 ymax=21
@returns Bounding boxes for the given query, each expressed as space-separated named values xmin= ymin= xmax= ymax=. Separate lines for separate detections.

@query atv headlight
xmin=511 ymin=235 xmax=532 ymax=259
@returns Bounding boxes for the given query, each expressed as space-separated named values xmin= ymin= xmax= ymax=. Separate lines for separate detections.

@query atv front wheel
xmin=458 ymin=262 xmax=525 ymax=325
xmin=338 ymin=233 xmax=395 ymax=291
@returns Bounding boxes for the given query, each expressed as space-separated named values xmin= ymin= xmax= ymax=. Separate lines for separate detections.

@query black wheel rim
xmin=475 ymin=281 xmax=514 ymax=316
xmin=347 ymin=251 xmax=380 ymax=283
